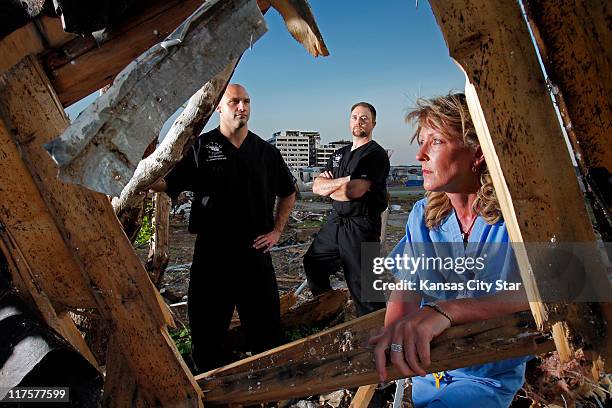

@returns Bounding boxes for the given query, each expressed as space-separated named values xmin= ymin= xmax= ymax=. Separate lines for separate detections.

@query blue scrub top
xmin=388 ymin=198 xmax=529 ymax=408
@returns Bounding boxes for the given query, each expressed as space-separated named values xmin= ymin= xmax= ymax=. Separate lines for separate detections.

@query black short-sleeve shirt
xmin=165 ymin=128 xmax=295 ymax=243
xmin=325 ymin=140 xmax=390 ymax=217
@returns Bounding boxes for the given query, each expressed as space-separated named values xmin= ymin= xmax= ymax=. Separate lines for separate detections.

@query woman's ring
xmin=390 ymin=343 xmax=403 ymax=353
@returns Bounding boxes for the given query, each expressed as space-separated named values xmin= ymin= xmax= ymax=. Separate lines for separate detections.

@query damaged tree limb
xmin=112 ymin=60 xmax=238 ymax=215
xmin=45 ymin=0 xmax=267 ymax=197
xmin=197 ymin=310 xmax=554 ymax=405
xmin=111 ymin=0 xmax=330 ymax=215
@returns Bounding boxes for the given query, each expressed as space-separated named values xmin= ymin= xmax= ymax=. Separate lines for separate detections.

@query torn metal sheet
xmin=45 ymin=0 xmax=267 ymax=197
xmin=0 ymin=290 xmax=102 ymax=402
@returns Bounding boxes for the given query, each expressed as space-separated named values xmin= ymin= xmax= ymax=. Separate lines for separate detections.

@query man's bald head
xmin=224 ymin=83 xmax=249 ymax=98
xmin=217 ymin=83 xmax=251 ymax=131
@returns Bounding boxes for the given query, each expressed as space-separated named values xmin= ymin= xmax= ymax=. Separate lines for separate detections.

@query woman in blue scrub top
xmin=370 ymin=93 xmax=530 ymax=408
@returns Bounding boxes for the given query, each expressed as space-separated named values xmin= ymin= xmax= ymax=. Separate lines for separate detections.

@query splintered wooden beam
xmin=428 ymin=0 xmax=612 ymax=366
xmin=146 ymin=192 xmax=172 ymax=287
xmin=0 ymin=56 xmax=202 ymax=407
xmin=0 ymin=16 xmax=76 ymax=76
xmin=281 ymin=288 xmax=349 ymax=331
xmin=349 ymin=385 xmax=377 ymax=408
xmin=2 ymin=0 xmax=328 ymax=108
xmin=523 ymin=0 xmax=611 ymax=174
xmin=43 ymin=0 xmax=208 ymax=107
xmin=265 ymin=0 xmax=329 ymax=57
xmin=45 ymin=0 xmax=266 ymax=197
xmin=0 ymin=118 xmax=97 ymax=311
xmin=197 ymin=310 xmax=553 ymax=405
xmin=0 ymin=233 xmax=99 ymax=370
xmin=523 ymin=0 xmax=612 ymax=241
xmin=226 ymin=289 xmax=349 ymax=351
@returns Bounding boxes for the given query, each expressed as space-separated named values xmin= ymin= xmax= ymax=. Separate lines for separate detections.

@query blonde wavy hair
xmin=405 ymin=93 xmax=501 ymax=229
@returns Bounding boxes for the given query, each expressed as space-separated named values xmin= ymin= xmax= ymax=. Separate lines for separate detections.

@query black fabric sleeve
xmin=274 ymin=147 xmax=296 ymax=198
xmin=350 ymin=148 xmax=390 ymax=185
xmin=164 ymin=143 xmax=199 ymax=200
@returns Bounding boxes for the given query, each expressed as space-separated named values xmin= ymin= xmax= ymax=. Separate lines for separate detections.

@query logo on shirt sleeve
xmin=205 ymin=141 xmax=227 ymax=161
xmin=332 ymin=152 xmax=343 ymax=168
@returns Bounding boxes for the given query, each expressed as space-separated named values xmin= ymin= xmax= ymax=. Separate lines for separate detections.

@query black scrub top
xmin=165 ymin=128 xmax=295 ymax=244
xmin=326 ymin=140 xmax=390 ymax=218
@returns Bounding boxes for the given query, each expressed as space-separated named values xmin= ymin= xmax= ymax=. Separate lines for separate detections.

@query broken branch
xmin=112 ymin=60 xmax=237 ymax=214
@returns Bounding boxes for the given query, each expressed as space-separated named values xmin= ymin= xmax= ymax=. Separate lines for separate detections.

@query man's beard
xmin=352 ymin=127 xmax=368 ymax=138
xmin=235 ymin=117 xmax=248 ymax=128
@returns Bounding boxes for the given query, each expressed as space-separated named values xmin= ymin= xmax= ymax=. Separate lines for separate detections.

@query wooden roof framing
xmin=0 ymin=0 xmax=609 ymax=406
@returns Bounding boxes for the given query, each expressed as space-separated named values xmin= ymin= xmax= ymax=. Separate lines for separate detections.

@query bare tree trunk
xmin=116 ymin=138 xmax=158 ymax=242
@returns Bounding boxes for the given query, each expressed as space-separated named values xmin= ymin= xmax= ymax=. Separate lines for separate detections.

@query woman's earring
xmin=472 ymin=163 xmax=478 ymax=173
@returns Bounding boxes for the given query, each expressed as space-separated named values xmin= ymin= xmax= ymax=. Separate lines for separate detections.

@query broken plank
xmin=103 ymin=336 xmax=157 ymax=408
xmin=429 ymin=0 xmax=612 ymax=365
xmin=0 ymin=55 xmax=201 ymax=407
xmin=225 ymin=289 xmax=349 ymax=351
xmin=281 ymin=289 xmax=349 ymax=331
xmin=0 ymin=16 xmax=76 ymax=75
xmin=349 ymin=385 xmax=377 ymax=408
xmin=0 ymin=232 xmax=99 ymax=370
xmin=266 ymin=0 xmax=329 ymax=57
xmin=524 ymin=0 xmax=612 ymax=174
xmin=523 ymin=0 xmax=612 ymax=242
xmin=202 ymin=308 xmax=386 ymax=378
xmin=42 ymin=0 xmax=327 ymax=107
xmin=197 ymin=310 xmax=553 ymax=405
xmin=0 ymin=121 xmax=97 ymax=310
xmin=44 ymin=0 xmax=208 ymax=106
xmin=146 ymin=192 xmax=171 ymax=287
xmin=45 ymin=0 xmax=266 ymax=197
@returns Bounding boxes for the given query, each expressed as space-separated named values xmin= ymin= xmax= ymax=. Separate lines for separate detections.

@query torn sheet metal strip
xmin=392 ymin=378 xmax=406 ymax=408
xmin=45 ymin=0 xmax=267 ymax=197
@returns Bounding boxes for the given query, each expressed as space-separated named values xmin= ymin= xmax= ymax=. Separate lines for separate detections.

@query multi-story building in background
xmin=300 ymin=131 xmax=321 ymax=167
xmin=268 ymin=131 xmax=351 ymax=171
xmin=268 ymin=130 xmax=311 ymax=169
xmin=316 ymin=140 xmax=351 ymax=166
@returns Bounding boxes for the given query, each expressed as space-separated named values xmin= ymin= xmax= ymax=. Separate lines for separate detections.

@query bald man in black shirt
xmin=154 ymin=84 xmax=296 ymax=371
xmin=304 ymin=102 xmax=389 ymax=316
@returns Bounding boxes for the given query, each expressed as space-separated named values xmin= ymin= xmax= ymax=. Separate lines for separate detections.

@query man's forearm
xmin=313 ymin=176 xmax=350 ymax=196
xmin=274 ymin=192 xmax=296 ymax=232
xmin=330 ymin=179 xmax=372 ymax=201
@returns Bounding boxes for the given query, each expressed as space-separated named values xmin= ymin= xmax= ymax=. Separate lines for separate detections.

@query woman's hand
xmin=369 ymin=307 xmax=451 ymax=381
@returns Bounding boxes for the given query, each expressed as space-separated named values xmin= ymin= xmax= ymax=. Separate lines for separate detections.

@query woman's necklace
xmin=457 ymin=213 xmax=477 ymax=242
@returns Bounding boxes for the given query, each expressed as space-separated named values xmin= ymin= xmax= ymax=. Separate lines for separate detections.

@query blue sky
xmin=66 ymin=0 xmax=465 ymax=165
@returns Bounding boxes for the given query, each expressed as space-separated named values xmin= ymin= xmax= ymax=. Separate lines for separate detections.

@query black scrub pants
xmin=303 ymin=214 xmax=386 ymax=316
xmin=188 ymin=235 xmax=282 ymax=372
